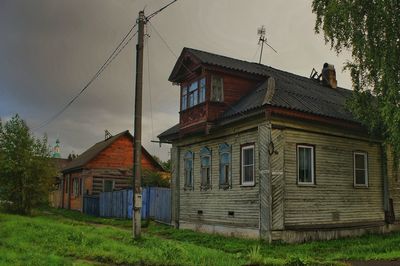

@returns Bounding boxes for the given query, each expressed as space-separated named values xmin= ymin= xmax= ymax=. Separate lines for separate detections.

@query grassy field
xmin=1 ymin=209 xmax=400 ymax=265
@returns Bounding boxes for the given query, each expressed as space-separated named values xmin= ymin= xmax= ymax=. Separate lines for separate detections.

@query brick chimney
xmin=321 ymin=63 xmax=337 ymax=89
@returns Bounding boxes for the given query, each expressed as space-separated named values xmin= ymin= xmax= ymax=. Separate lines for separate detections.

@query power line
xmin=33 ymin=23 xmax=138 ymax=130
xmin=145 ymin=28 xmax=155 ymax=153
xmin=145 ymin=0 xmax=178 ymax=21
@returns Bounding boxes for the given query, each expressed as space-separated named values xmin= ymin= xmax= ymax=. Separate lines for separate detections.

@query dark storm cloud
xmin=0 ymin=0 xmax=352 ymax=161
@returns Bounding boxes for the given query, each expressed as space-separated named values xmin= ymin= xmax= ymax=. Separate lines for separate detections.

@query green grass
xmin=1 ymin=208 xmax=400 ymax=265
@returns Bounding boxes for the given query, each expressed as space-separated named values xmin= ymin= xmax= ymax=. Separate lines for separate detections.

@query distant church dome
xmin=52 ymin=138 xmax=61 ymax=158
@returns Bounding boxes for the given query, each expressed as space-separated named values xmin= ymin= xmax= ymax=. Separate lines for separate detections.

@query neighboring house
xmin=158 ymin=48 xmax=400 ymax=243
xmin=61 ymin=130 xmax=164 ymax=211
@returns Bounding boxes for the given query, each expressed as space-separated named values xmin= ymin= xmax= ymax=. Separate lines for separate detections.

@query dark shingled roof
xmin=159 ymin=48 xmax=357 ymax=140
xmin=63 ymin=131 xmax=164 ymax=172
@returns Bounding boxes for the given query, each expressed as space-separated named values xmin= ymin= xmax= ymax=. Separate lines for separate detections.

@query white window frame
xmin=297 ymin=145 xmax=315 ymax=185
xmin=241 ymin=144 xmax=255 ymax=186
xmin=353 ymin=152 xmax=368 ymax=187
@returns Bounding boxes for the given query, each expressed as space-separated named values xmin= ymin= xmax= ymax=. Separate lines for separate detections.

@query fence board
xmin=87 ymin=187 xmax=171 ymax=224
xmin=83 ymin=196 xmax=99 ymax=216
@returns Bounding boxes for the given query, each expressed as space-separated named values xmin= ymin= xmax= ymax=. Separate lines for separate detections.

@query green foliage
xmin=142 ymin=169 xmax=170 ymax=187
xmin=152 ymin=155 xmax=171 ymax=172
xmin=312 ymin=0 xmax=400 ymax=164
xmin=0 ymin=115 xmax=56 ymax=215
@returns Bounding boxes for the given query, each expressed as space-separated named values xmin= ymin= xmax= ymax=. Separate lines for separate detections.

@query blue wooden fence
xmin=83 ymin=187 xmax=171 ymax=224
xmin=83 ymin=196 xmax=99 ymax=216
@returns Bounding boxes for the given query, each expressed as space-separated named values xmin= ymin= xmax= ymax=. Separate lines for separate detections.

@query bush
xmin=0 ymin=115 xmax=56 ymax=214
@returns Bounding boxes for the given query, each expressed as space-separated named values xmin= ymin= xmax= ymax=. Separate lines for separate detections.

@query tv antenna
xmin=257 ymin=25 xmax=277 ymax=64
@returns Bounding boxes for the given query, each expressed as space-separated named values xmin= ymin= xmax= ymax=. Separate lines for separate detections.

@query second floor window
xmin=181 ymin=77 xmax=206 ymax=110
xmin=181 ymin=86 xmax=187 ymax=110
xmin=188 ymin=81 xmax=198 ymax=107
xmin=211 ymin=76 xmax=223 ymax=102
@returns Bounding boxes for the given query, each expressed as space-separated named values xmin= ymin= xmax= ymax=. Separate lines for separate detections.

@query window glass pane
xmin=193 ymin=91 xmax=198 ymax=105
xmin=244 ymin=166 xmax=254 ymax=182
xmin=221 ymin=153 xmax=229 ymax=164
xmin=189 ymin=81 xmax=198 ymax=92
xmin=182 ymin=86 xmax=187 ymax=95
xmin=355 ymin=154 xmax=365 ymax=169
xmin=104 ymin=180 xmax=113 ymax=192
xmin=201 ymin=156 xmax=210 ymax=167
xmin=211 ymin=76 xmax=223 ymax=102
xmin=199 ymin=78 xmax=206 ymax=103
xmin=224 ymin=165 xmax=229 ymax=183
xmin=355 ymin=169 xmax=366 ymax=185
xmin=189 ymin=93 xmax=194 ymax=107
xmin=243 ymin=148 xmax=254 ymax=165
xmin=181 ymin=95 xmax=187 ymax=110
xmin=200 ymin=87 xmax=205 ymax=103
xmin=298 ymin=147 xmax=312 ymax=183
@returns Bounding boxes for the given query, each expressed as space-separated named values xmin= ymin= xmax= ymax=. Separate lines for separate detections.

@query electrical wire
xmin=33 ymin=23 xmax=138 ymax=130
xmin=145 ymin=27 xmax=156 ymax=154
xmin=145 ymin=0 xmax=177 ymax=21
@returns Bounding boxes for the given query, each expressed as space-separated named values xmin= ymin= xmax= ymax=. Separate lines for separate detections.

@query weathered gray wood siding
xmin=283 ymin=129 xmax=384 ymax=227
xmin=271 ymin=129 xmax=285 ymax=230
xmin=258 ymin=123 xmax=272 ymax=240
xmin=170 ymin=146 xmax=180 ymax=227
xmin=178 ymin=129 xmax=260 ymax=229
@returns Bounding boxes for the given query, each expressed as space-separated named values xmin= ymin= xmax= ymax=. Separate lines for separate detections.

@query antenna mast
xmin=257 ymin=25 xmax=277 ymax=64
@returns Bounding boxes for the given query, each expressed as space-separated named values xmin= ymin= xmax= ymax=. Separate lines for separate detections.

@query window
xmin=211 ymin=76 xmax=223 ymax=102
xmin=73 ymin=178 xmax=79 ymax=196
xmin=181 ymin=86 xmax=187 ymax=110
xmin=184 ymin=151 xmax=194 ymax=189
xmin=297 ymin=145 xmax=315 ymax=185
xmin=181 ymin=77 xmax=207 ymax=110
xmin=354 ymin=152 xmax=368 ymax=187
xmin=241 ymin=144 xmax=255 ymax=186
xmin=200 ymin=147 xmax=211 ymax=189
xmin=199 ymin=78 xmax=206 ymax=103
xmin=103 ymin=180 xmax=114 ymax=192
xmin=188 ymin=81 xmax=198 ymax=107
xmin=219 ymin=143 xmax=231 ymax=189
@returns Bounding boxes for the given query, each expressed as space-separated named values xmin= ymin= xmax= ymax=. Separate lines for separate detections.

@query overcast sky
xmin=0 ymin=0 xmax=352 ymax=161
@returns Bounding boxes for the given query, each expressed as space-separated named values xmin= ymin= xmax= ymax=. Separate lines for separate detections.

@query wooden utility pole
xmin=133 ymin=10 xmax=145 ymax=239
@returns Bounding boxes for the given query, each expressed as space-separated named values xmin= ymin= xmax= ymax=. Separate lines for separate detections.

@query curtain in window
xmin=298 ymin=147 xmax=312 ymax=183
xmin=184 ymin=151 xmax=194 ymax=188
xmin=211 ymin=76 xmax=223 ymax=102
xmin=200 ymin=147 xmax=211 ymax=189
xmin=219 ymin=143 xmax=231 ymax=188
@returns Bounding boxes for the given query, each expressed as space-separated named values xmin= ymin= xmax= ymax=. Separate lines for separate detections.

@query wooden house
xmin=61 ymin=130 xmax=164 ymax=211
xmin=158 ymin=48 xmax=400 ymax=243
xmin=49 ymin=158 xmax=70 ymax=208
